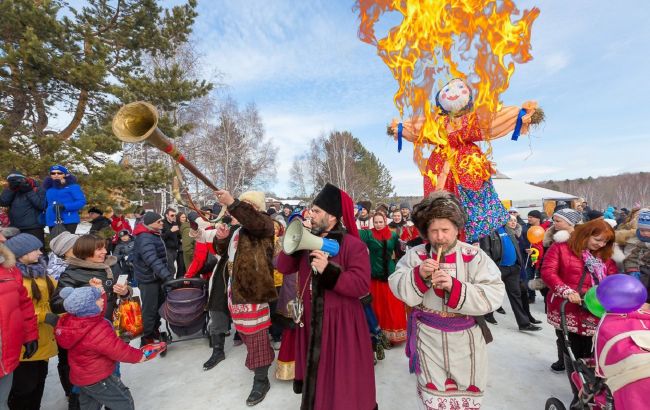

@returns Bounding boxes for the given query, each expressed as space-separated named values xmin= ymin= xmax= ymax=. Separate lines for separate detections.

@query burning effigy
xmin=358 ymin=0 xmax=543 ymax=242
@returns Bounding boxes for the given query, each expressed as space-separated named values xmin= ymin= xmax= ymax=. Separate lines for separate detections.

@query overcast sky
xmin=180 ymin=0 xmax=650 ymax=196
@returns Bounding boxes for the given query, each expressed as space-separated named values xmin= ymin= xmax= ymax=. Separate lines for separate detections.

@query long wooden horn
xmin=112 ymin=101 xmax=219 ymax=192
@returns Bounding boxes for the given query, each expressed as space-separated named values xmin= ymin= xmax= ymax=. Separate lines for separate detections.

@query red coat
xmin=541 ymin=242 xmax=617 ymax=336
xmin=54 ymin=295 xmax=143 ymax=386
xmin=0 ymin=262 xmax=38 ymax=376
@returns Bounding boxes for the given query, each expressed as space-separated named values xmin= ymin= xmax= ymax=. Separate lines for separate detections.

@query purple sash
xmin=406 ymin=308 xmax=476 ymax=374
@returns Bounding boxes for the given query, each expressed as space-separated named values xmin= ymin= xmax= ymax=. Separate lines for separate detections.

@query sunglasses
xmin=50 ymin=171 xmax=64 ymax=175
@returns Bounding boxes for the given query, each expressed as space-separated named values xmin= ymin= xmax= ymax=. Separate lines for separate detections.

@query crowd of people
xmin=1 ymin=165 xmax=649 ymax=410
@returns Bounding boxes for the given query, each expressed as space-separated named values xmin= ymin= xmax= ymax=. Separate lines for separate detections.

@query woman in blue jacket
xmin=43 ymin=165 xmax=86 ymax=234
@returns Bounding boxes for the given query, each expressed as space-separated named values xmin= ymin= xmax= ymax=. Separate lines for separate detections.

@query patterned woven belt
xmin=417 ymin=305 xmax=468 ymax=318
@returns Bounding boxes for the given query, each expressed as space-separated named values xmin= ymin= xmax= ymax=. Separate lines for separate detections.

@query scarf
xmin=582 ymin=250 xmax=607 ymax=284
xmin=47 ymin=253 xmax=69 ymax=280
xmin=16 ymin=256 xmax=48 ymax=278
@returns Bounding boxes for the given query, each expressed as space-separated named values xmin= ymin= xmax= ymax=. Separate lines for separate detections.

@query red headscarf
xmin=340 ymin=190 xmax=359 ymax=238
xmin=371 ymin=212 xmax=393 ymax=241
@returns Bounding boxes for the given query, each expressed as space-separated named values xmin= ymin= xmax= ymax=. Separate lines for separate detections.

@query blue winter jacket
xmin=43 ymin=175 xmax=87 ymax=227
xmin=132 ymin=223 xmax=173 ymax=284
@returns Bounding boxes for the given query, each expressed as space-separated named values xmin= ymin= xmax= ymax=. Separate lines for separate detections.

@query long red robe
xmin=276 ymin=232 xmax=376 ymax=410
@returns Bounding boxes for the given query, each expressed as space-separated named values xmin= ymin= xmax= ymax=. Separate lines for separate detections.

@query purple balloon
xmin=596 ymin=274 xmax=648 ymax=314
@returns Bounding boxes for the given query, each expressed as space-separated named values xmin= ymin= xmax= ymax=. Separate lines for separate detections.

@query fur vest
xmin=227 ymin=200 xmax=277 ymax=304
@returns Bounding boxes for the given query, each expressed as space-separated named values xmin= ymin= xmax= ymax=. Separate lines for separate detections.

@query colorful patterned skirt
xmin=371 ymin=279 xmax=407 ymax=344
xmin=458 ymin=179 xmax=509 ymax=243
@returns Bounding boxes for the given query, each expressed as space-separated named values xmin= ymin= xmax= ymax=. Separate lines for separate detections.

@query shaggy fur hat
xmin=412 ymin=191 xmax=467 ymax=236
xmin=239 ymin=191 xmax=266 ymax=212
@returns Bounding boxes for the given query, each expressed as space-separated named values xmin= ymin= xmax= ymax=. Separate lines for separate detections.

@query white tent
xmin=492 ymin=173 xmax=577 ymax=215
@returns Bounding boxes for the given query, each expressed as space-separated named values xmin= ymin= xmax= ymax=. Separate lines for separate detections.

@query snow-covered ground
xmin=41 ymin=298 xmax=573 ymax=409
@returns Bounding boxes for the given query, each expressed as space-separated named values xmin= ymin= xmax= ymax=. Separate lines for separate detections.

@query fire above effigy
xmin=357 ymin=0 xmax=544 ymax=242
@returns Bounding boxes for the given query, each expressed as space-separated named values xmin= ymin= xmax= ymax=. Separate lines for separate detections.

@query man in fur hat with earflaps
xmin=390 ymin=191 xmax=505 ymax=410
xmin=277 ymin=183 xmax=377 ymax=410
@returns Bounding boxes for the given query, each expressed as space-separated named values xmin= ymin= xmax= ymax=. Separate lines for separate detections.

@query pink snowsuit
xmin=595 ymin=310 xmax=650 ymax=409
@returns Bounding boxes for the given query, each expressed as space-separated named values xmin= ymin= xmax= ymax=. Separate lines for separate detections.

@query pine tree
xmin=0 ymin=0 xmax=212 ymax=210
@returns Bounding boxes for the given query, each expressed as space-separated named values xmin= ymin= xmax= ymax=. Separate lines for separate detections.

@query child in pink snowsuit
xmin=595 ymin=308 xmax=650 ymax=409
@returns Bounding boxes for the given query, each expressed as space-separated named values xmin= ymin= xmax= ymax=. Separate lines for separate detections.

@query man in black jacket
xmin=87 ymin=207 xmax=112 ymax=234
xmin=0 ymin=171 xmax=46 ymax=245
xmin=479 ymin=224 xmax=541 ymax=332
xmin=132 ymin=212 xmax=174 ymax=346
xmin=160 ymin=208 xmax=180 ymax=277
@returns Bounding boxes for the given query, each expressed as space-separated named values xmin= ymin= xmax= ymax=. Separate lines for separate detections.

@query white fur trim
xmin=239 ymin=191 xmax=266 ymax=212
xmin=604 ymin=219 xmax=617 ymax=228
xmin=611 ymin=244 xmax=626 ymax=264
xmin=552 ymin=230 xmax=571 ymax=244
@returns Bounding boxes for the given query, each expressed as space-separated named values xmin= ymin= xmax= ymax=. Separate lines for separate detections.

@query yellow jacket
xmin=21 ymin=276 xmax=58 ymax=361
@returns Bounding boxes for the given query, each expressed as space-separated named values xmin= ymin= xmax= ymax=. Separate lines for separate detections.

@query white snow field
xmin=42 ymin=298 xmax=572 ymax=409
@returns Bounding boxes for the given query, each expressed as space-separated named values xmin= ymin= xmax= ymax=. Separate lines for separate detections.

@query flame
xmin=357 ymin=0 xmax=539 ymax=183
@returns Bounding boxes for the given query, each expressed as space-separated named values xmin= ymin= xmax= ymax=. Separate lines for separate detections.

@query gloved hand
xmin=44 ymin=312 xmax=59 ymax=327
xmin=54 ymin=204 xmax=65 ymax=213
xmin=17 ymin=179 xmax=34 ymax=193
xmin=23 ymin=340 xmax=38 ymax=359
xmin=629 ymin=271 xmax=641 ymax=280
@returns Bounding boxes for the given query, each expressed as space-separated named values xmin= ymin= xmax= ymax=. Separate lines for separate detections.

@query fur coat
xmin=227 ymin=199 xmax=277 ymax=304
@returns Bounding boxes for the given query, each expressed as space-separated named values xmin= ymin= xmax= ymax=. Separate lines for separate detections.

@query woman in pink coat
xmin=541 ymin=219 xmax=618 ymax=408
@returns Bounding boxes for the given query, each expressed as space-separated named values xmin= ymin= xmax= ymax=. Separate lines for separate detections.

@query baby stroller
xmin=158 ymin=277 xmax=209 ymax=356
xmin=545 ymin=300 xmax=614 ymax=410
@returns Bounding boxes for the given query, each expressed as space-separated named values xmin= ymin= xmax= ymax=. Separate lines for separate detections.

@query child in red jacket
xmin=54 ymin=283 xmax=146 ymax=410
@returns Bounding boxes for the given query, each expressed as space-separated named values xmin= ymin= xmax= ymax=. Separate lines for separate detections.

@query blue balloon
xmin=596 ymin=274 xmax=648 ymax=314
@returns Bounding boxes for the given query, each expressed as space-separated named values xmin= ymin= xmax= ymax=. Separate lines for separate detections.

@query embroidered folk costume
xmin=389 ymin=192 xmax=505 ymax=410
xmin=359 ymin=214 xmax=407 ymax=344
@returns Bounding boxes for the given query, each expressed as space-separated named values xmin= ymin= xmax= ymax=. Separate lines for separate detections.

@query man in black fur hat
xmin=277 ymin=183 xmax=377 ymax=410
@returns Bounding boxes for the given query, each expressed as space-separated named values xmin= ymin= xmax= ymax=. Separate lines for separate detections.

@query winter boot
xmin=246 ymin=365 xmax=271 ymax=406
xmin=203 ymin=334 xmax=226 ymax=371
xmin=68 ymin=393 xmax=80 ymax=410
xmin=551 ymin=337 xmax=565 ymax=373
xmin=379 ymin=332 xmax=393 ymax=350
xmin=375 ymin=342 xmax=385 ymax=361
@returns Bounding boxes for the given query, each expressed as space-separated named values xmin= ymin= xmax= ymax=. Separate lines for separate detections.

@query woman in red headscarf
xmin=359 ymin=212 xmax=407 ymax=345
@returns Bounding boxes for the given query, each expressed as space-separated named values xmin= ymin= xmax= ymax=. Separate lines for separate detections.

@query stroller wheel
xmin=545 ymin=398 xmax=566 ymax=410
xmin=159 ymin=332 xmax=170 ymax=357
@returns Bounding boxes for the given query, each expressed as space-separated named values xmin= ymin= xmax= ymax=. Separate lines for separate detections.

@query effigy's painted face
xmin=437 ymin=78 xmax=472 ymax=115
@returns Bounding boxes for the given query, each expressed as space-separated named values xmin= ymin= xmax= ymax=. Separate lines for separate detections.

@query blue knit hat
xmin=5 ymin=233 xmax=43 ymax=258
xmin=60 ymin=287 xmax=102 ymax=317
xmin=49 ymin=164 xmax=70 ymax=175
xmin=638 ymin=209 xmax=650 ymax=230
